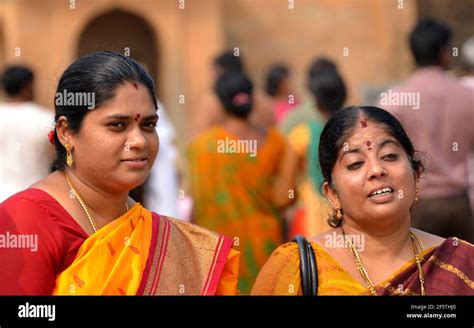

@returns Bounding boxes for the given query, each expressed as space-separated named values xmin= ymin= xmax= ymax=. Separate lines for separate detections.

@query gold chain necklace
xmin=342 ymin=228 xmax=425 ymax=296
xmin=65 ymin=173 xmax=129 ymax=233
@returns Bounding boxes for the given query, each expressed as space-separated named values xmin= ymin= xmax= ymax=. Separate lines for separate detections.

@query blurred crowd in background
xmin=1 ymin=1 xmax=473 ymax=293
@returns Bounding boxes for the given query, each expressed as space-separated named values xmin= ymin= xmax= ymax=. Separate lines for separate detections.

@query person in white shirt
xmin=0 ymin=65 xmax=54 ymax=202
xmin=143 ymin=100 xmax=180 ymax=218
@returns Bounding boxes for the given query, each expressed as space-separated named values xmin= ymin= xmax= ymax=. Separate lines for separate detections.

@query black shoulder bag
xmin=291 ymin=235 xmax=318 ymax=295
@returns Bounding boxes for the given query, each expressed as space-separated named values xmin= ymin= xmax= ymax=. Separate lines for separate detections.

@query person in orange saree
xmin=0 ymin=51 xmax=239 ymax=295
xmin=188 ymin=72 xmax=298 ymax=294
xmin=286 ymin=69 xmax=347 ymax=239
xmin=252 ymin=106 xmax=474 ymax=295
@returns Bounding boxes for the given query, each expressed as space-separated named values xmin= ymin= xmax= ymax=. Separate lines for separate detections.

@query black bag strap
xmin=291 ymin=235 xmax=318 ymax=296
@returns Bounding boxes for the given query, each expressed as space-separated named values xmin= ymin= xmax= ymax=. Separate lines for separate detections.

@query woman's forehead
xmin=90 ymin=83 xmax=156 ymax=117
xmin=349 ymin=120 xmax=391 ymax=142
xmin=336 ymin=122 xmax=399 ymax=156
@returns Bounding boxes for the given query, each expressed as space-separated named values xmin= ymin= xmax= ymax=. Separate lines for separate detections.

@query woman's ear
xmin=414 ymin=167 xmax=422 ymax=184
xmin=56 ymin=116 xmax=74 ymax=148
xmin=323 ymin=181 xmax=340 ymax=209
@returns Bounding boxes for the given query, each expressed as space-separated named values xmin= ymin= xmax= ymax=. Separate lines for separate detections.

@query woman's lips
xmin=121 ymin=158 xmax=148 ymax=169
xmin=367 ymin=190 xmax=395 ymax=204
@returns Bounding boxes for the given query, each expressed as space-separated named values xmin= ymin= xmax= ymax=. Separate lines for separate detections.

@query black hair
xmin=308 ymin=57 xmax=337 ymax=81
xmin=409 ymin=18 xmax=452 ymax=67
xmin=265 ymin=65 xmax=289 ymax=96
xmin=318 ymin=106 xmax=424 ymax=227
xmin=214 ymin=51 xmax=244 ymax=73
xmin=309 ymin=70 xmax=347 ymax=115
xmin=214 ymin=72 xmax=253 ymax=119
xmin=1 ymin=65 xmax=34 ymax=96
xmin=51 ymin=51 xmax=158 ymax=172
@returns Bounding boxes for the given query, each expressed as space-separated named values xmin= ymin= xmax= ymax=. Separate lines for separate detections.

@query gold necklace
xmin=65 ymin=173 xmax=129 ymax=233
xmin=343 ymin=228 xmax=425 ymax=296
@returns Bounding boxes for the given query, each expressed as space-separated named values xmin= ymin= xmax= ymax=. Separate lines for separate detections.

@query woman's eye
xmin=144 ymin=122 xmax=157 ymax=128
xmin=382 ymin=153 xmax=399 ymax=161
xmin=347 ymin=161 xmax=363 ymax=170
xmin=141 ymin=122 xmax=157 ymax=131
xmin=108 ymin=122 xmax=126 ymax=129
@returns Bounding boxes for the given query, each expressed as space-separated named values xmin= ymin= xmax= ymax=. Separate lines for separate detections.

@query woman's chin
xmin=362 ymin=201 xmax=409 ymax=221
xmin=121 ymin=173 xmax=149 ymax=190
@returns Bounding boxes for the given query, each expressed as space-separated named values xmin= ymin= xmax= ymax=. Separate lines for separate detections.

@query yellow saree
xmin=53 ymin=203 xmax=239 ymax=295
xmin=251 ymin=238 xmax=474 ymax=295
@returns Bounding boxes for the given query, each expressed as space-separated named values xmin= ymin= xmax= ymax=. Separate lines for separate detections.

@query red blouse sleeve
xmin=0 ymin=198 xmax=66 ymax=295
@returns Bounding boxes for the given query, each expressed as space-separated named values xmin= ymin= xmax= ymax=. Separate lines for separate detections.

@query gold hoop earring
xmin=335 ymin=208 xmax=343 ymax=221
xmin=66 ymin=145 xmax=74 ymax=167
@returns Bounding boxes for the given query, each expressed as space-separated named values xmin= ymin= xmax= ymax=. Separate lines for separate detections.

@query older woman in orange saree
xmin=252 ymin=106 xmax=473 ymax=295
xmin=251 ymin=236 xmax=473 ymax=295
xmin=0 ymin=51 xmax=239 ymax=296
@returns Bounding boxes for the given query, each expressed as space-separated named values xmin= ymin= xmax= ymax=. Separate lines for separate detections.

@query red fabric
xmin=0 ymin=188 xmax=87 ymax=295
xmin=288 ymin=207 xmax=306 ymax=239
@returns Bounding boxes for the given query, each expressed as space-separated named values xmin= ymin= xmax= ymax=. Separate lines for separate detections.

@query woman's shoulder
xmin=187 ymin=127 xmax=225 ymax=150
xmin=2 ymin=178 xmax=87 ymax=239
xmin=411 ymin=228 xmax=446 ymax=250
xmin=259 ymin=241 xmax=301 ymax=272
xmin=2 ymin=188 xmax=52 ymax=214
xmin=251 ymin=241 xmax=302 ymax=295
xmin=152 ymin=213 xmax=235 ymax=245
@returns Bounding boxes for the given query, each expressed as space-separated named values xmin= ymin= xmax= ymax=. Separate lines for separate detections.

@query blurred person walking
xmin=188 ymin=72 xmax=298 ymax=293
xmin=264 ymin=64 xmax=300 ymax=124
xmin=379 ymin=19 xmax=474 ymax=242
xmin=0 ymin=65 xmax=53 ymax=202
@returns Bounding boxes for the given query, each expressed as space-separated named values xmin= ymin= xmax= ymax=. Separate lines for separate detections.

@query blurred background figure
xmin=379 ymin=18 xmax=474 ymax=242
xmin=264 ymin=64 xmax=300 ymax=124
xmin=460 ymin=36 xmax=474 ymax=88
xmin=459 ymin=35 xmax=474 ymax=219
xmin=192 ymin=50 xmax=274 ymax=137
xmin=192 ymin=51 xmax=244 ymax=136
xmin=279 ymin=58 xmax=338 ymax=135
xmin=287 ymin=68 xmax=347 ymax=238
xmin=144 ymin=100 xmax=180 ymax=218
xmin=187 ymin=72 xmax=298 ymax=293
xmin=0 ymin=65 xmax=53 ymax=202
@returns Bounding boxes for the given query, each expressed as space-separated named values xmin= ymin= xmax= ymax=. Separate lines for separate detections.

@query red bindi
xmin=134 ymin=114 xmax=141 ymax=122
xmin=366 ymin=140 xmax=372 ymax=150
xmin=361 ymin=118 xmax=368 ymax=128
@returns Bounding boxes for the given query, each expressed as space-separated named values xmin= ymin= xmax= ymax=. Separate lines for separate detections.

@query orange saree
xmin=53 ymin=204 xmax=239 ymax=295
xmin=187 ymin=127 xmax=286 ymax=294
xmin=251 ymin=238 xmax=473 ymax=295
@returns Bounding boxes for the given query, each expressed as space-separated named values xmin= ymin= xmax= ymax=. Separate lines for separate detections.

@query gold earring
xmin=66 ymin=145 xmax=74 ymax=167
xmin=413 ymin=188 xmax=420 ymax=205
xmin=335 ymin=208 xmax=343 ymax=221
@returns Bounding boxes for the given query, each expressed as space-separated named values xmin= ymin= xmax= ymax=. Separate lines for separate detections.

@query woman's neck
xmin=63 ymin=170 xmax=130 ymax=228
xmin=223 ymin=114 xmax=249 ymax=129
xmin=340 ymin=217 xmax=414 ymax=261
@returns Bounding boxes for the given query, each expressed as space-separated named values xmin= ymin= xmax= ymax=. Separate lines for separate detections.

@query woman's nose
xmin=126 ymin=130 xmax=148 ymax=150
xmin=367 ymin=159 xmax=387 ymax=179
